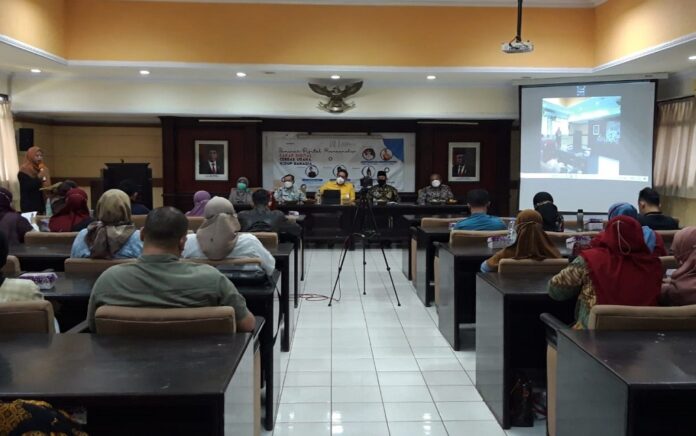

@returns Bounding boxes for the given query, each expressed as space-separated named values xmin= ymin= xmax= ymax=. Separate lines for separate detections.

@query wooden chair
xmin=449 ymin=230 xmax=508 ymax=248
xmin=24 ymin=231 xmax=79 ymax=246
xmin=420 ymin=217 xmax=462 ymax=230
xmin=184 ymin=257 xmax=263 ymax=267
xmin=545 ymin=231 xmax=599 ymax=245
xmin=498 ymin=258 xmax=569 ymax=274
xmin=0 ymin=300 xmax=56 ymax=334
xmin=2 ymin=255 xmax=21 ymax=274
xmin=64 ymin=258 xmax=137 ymax=274
xmin=660 ymin=256 xmax=679 ymax=271
xmin=543 ymin=304 xmax=696 ymax=436
xmin=656 ymin=230 xmax=679 ymax=244
xmin=94 ymin=305 xmax=236 ymax=336
xmin=132 ymin=214 xmax=148 ymax=228
xmin=250 ymin=232 xmax=279 ymax=250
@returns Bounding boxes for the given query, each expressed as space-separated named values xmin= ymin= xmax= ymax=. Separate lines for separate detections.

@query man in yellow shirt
xmin=318 ymin=168 xmax=355 ymax=204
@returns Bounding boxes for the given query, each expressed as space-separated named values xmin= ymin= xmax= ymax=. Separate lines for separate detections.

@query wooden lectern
xmin=101 ymin=163 xmax=153 ymax=210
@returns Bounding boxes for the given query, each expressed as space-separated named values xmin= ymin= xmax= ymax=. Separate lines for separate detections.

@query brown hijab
xmin=662 ymin=227 xmax=696 ymax=306
xmin=85 ymin=189 xmax=136 ymax=259
xmin=19 ymin=146 xmax=51 ymax=186
xmin=196 ymin=197 xmax=241 ymax=260
xmin=485 ymin=209 xmax=561 ymax=269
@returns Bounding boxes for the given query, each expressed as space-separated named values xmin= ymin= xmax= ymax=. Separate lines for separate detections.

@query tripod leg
xmin=362 ymin=233 xmax=367 ymax=295
xmin=364 ymin=198 xmax=402 ymax=307
xmin=327 ymin=232 xmax=353 ymax=307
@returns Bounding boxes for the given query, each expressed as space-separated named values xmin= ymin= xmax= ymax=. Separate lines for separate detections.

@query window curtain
xmin=0 ymin=99 xmax=20 ymax=208
xmin=654 ymin=97 xmax=696 ymax=199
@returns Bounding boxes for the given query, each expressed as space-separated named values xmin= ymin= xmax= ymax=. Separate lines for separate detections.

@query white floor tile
xmin=383 ymin=402 xmax=440 ymax=422
xmin=332 ymin=358 xmax=376 ymax=372
xmin=444 ymin=420 xmax=507 ymax=436
xmin=374 ymin=357 xmax=420 ymax=372
xmin=272 ymin=422 xmax=331 ymax=436
xmin=378 ymin=371 xmax=426 ymax=386
xmin=371 ymin=346 xmax=413 ymax=358
xmin=283 ymin=371 xmax=332 ymax=387
xmin=287 ymin=358 xmax=332 ymax=372
xmin=280 ymin=387 xmax=331 ymax=403
xmin=380 ymin=385 xmax=433 ymax=403
xmin=428 ymin=385 xmax=482 ymax=402
xmin=331 ymin=371 xmax=379 ymax=386
xmin=388 ymin=421 xmax=449 ymax=436
xmin=412 ymin=347 xmax=455 ymax=359
xmin=422 ymin=371 xmax=473 ymax=386
xmin=417 ymin=357 xmax=464 ymax=371
xmin=436 ymin=401 xmax=496 ymax=421
xmin=331 ymin=422 xmax=390 ymax=436
xmin=276 ymin=402 xmax=331 ymax=423
xmin=331 ymin=402 xmax=387 ymax=423
xmin=332 ymin=386 xmax=383 ymax=403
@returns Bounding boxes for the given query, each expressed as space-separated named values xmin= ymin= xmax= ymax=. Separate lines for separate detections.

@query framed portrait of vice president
xmin=195 ymin=140 xmax=229 ymax=181
xmin=448 ymin=142 xmax=480 ymax=182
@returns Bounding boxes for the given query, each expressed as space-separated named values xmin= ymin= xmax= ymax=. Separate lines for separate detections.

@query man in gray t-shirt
xmin=87 ymin=207 xmax=254 ymax=333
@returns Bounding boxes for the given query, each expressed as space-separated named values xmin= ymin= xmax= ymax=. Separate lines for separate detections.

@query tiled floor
xmin=266 ymin=247 xmax=546 ymax=436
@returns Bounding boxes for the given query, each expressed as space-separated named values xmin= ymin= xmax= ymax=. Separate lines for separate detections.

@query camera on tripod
xmin=360 ymin=176 xmax=373 ymax=190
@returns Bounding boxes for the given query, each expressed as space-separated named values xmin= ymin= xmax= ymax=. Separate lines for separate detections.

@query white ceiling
xmin=122 ymin=0 xmax=606 ymax=8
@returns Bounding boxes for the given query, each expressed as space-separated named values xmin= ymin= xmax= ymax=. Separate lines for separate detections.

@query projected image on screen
xmin=539 ymin=96 xmax=622 ymax=176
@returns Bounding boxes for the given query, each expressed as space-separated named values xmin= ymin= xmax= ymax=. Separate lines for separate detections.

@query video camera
xmin=360 ymin=176 xmax=373 ymax=189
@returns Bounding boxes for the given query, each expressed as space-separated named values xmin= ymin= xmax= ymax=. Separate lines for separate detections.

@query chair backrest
xmin=33 ymin=215 xmax=48 ymax=224
xmin=449 ymin=230 xmax=508 ymax=248
xmin=24 ymin=231 xmax=79 ymax=246
xmin=2 ymin=256 xmax=21 ymax=274
xmin=187 ymin=216 xmax=205 ymax=231
xmin=660 ymin=256 xmax=679 ymax=271
xmin=0 ymin=300 xmax=55 ymax=334
xmin=131 ymin=215 xmax=148 ymax=229
xmin=656 ymin=230 xmax=679 ymax=244
xmin=251 ymin=232 xmax=278 ymax=250
xmin=588 ymin=304 xmax=696 ymax=330
xmin=95 ymin=305 xmax=236 ymax=336
xmin=64 ymin=258 xmax=137 ymax=274
xmin=545 ymin=231 xmax=599 ymax=245
xmin=498 ymin=258 xmax=569 ymax=274
xmin=185 ymin=257 xmax=263 ymax=267
xmin=420 ymin=217 xmax=462 ymax=229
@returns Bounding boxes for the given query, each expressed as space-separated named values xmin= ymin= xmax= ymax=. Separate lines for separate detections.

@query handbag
xmin=217 ymin=264 xmax=270 ymax=286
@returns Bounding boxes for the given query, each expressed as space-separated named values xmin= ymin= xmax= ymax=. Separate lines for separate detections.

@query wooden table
xmin=475 ymin=273 xmax=575 ymax=429
xmin=9 ymin=243 xmax=71 ymax=271
xmin=0 ymin=333 xmax=254 ymax=435
xmin=557 ymin=330 xmax=696 ymax=436
xmin=413 ymin=227 xmax=451 ymax=306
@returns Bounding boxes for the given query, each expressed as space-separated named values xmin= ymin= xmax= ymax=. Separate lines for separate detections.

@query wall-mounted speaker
xmin=17 ymin=128 xmax=34 ymax=151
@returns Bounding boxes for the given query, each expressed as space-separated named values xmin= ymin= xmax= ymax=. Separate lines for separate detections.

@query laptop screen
xmin=322 ymin=189 xmax=341 ymax=205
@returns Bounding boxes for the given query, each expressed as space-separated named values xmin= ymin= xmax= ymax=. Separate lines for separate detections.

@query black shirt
xmin=17 ymin=172 xmax=45 ymax=213
xmin=638 ymin=212 xmax=679 ymax=231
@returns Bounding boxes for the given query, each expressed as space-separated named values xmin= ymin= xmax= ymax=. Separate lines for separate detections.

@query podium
xmin=101 ymin=163 xmax=153 ymax=210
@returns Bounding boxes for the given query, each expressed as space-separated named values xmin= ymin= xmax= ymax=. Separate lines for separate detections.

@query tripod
xmin=328 ymin=188 xmax=401 ymax=307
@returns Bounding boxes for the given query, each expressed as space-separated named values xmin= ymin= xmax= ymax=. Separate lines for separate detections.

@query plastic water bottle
xmin=45 ymin=199 xmax=53 ymax=217
xmin=576 ymin=209 xmax=584 ymax=232
xmin=508 ymin=219 xmax=517 ymax=243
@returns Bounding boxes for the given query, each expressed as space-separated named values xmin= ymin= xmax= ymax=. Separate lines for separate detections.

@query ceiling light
xmin=30 ymin=68 xmax=42 ymax=74
xmin=236 ymin=72 xmax=247 ymax=78
xmin=689 ymin=55 xmax=696 ymax=61
xmin=139 ymin=70 xmax=150 ymax=76
xmin=426 ymin=75 xmax=437 ymax=80
xmin=331 ymin=75 xmax=341 ymax=80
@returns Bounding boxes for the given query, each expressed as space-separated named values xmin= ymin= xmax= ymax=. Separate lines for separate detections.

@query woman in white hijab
xmin=182 ymin=196 xmax=275 ymax=275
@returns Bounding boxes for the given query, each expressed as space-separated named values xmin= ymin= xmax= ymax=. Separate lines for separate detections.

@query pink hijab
xmin=186 ymin=191 xmax=211 ymax=217
xmin=662 ymin=227 xmax=696 ymax=306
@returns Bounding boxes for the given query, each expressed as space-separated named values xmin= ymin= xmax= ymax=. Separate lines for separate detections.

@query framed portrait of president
xmin=195 ymin=140 xmax=228 ymax=181
xmin=448 ymin=142 xmax=480 ymax=182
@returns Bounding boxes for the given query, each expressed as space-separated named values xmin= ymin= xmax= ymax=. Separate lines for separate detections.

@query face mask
xmin=336 ymin=177 xmax=345 ymax=185
xmin=237 ymin=182 xmax=247 ymax=190
xmin=377 ymin=179 xmax=386 ymax=186
xmin=283 ymin=181 xmax=293 ymax=189
xmin=431 ymin=180 xmax=441 ymax=188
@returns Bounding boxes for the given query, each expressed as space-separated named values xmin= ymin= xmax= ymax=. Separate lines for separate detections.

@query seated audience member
xmin=87 ymin=206 xmax=255 ymax=332
xmin=45 ymin=180 xmax=77 ymax=215
xmin=71 ymin=189 xmax=143 ymax=259
xmin=368 ymin=171 xmax=399 ymax=202
xmin=118 ymin=179 xmax=150 ymax=215
xmin=417 ymin=173 xmax=453 ymax=205
xmin=186 ymin=190 xmax=211 ymax=217
xmin=533 ymin=191 xmax=564 ymax=232
xmin=0 ymin=232 xmax=42 ymax=303
xmin=608 ymin=202 xmax=666 ymax=256
xmin=183 ymin=197 xmax=275 ymax=274
xmin=48 ymin=188 xmax=92 ymax=232
xmin=274 ymin=174 xmax=306 ymax=204
xmin=0 ymin=400 xmax=87 ymax=435
xmin=661 ymin=227 xmax=696 ymax=306
xmin=318 ymin=168 xmax=355 ymax=204
xmin=637 ymin=187 xmax=680 ymax=230
xmin=453 ymin=189 xmax=507 ymax=231
xmin=239 ymin=190 xmax=301 ymax=237
xmin=229 ymin=176 xmax=254 ymax=206
xmin=548 ymin=216 xmax=663 ymax=329
xmin=0 ymin=188 xmax=33 ymax=244
xmin=481 ymin=210 xmax=561 ymax=272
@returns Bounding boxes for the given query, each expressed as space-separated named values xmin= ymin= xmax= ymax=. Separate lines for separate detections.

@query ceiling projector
xmin=501 ymin=39 xmax=534 ymax=54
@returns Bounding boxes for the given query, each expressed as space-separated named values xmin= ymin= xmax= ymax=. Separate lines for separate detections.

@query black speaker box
xmin=18 ymin=128 xmax=34 ymax=151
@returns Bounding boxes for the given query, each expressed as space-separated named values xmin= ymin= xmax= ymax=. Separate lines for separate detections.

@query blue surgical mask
xmin=237 ymin=182 xmax=247 ymax=190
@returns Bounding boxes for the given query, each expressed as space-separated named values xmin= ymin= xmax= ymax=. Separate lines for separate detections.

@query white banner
xmin=262 ymin=132 xmax=416 ymax=192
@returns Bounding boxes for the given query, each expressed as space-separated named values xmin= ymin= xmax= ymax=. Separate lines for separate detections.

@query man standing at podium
xmin=199 ymin=148 xmax=225 ymax=175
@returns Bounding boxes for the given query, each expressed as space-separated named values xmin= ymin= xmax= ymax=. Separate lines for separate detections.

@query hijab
xmin=608 ymin=202 xmax=660 ymax=253
xmin=186 ymin=191 xmax=211 ymax=217
xmin=19 ymin=146 xmax=51 ymax=185
xmin=662 ymin=227 xmax=696 ymax=306
xmin=84 ymin=189 xmax=136 ymax=259
xmin=580 ymin=216 xmax=662 ymax=306
xmin=231 ymin=177 xmax=253 ymax=205
xmin=533 ymin=192 xmax=564 ymax=232
xmin=0 ymin=188 xmax=15 ymax=218
xmin=48 ymin=189 xmax=91 ymax=232
xmin=486 ymin=209 xmax=561 ymax=269
xmin=196 ymin=197 xmax=241 ymax=260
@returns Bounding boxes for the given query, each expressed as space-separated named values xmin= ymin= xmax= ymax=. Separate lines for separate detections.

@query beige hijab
xmin=196 ymin=196 xmax=241 ymax=260
xmin=85 ymin=189 xmax=137 ymax=259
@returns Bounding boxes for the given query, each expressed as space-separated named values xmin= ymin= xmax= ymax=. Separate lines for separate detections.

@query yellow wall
xmin=0 ymin=0 xmax=65 ymax=56
xmin=662 ymin=195 xmax=696 ymax=227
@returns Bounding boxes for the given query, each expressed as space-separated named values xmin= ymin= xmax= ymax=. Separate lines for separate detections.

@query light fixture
xmin=236 ymin=72 xmax=247 ymax=78
xmin=331 ymin=74 xmax=341 ymax=80
xmin=426 ymin=75 xmax=437 ymax=80
xmin=689 ymin=55 xmax=696 ymax=61
xmin=139 ymin=70 xmax=150 ymax=76
xmin=30 ymin=68 xmax=42 ymax=74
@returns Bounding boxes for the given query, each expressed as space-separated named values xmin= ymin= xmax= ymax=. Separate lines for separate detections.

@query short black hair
xmin=336 ymin=168 xmax=348 ymax=178
xmin=639 ymin=187 xmax=660 ymax=206
xmin=466 ymin=189 xmax=490 ymax=207
xmin=252 ymin=189 xmax=269 ymax=206
xmin=0 ymin=231 xmax=8 ymax=271
xmin=284 ymin=174 xmax=295 ymax=181
xmin=118 ymin=179 xmax=140 ymax=197
xmin=142 ymin=207 xmax=188 ymax=248
xmin=533 ymin=192 xmax=554 ymax=206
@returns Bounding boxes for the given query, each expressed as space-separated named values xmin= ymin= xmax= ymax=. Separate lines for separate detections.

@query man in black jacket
xmin=238 ymin=190 xmax=301 ymax=237
xmin=637 ymin=187 xmax=679 ymax=230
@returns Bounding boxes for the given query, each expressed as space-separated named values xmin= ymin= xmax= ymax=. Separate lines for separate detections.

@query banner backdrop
xmin=262 ymin=132 xmax=416 ymax=192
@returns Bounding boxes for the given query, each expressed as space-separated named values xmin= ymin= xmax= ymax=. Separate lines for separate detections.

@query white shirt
xmin=181 ymin=233 xmax=276 ymax=275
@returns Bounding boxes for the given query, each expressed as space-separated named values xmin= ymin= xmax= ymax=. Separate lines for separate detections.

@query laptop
xmin=322 ymin=189 xmax=341 ymax=205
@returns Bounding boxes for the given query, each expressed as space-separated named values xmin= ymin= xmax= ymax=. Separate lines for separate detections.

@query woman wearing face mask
xmin=229 ymin=176 xmax=254 ymax=206
xmin=274 ymin=174 xmax=307 ymax=204
xmin=18 ymin=146 xmax=51 ymax=213
xmin=318 ymin=168 xmax=355 ymax=205
xmin=417 ymin=173 xmax=453 ymax=205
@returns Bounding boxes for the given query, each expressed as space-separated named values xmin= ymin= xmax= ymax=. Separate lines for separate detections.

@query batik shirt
xmin=417 ymin=185 xmax=454 ymax=205
xmin=368 ymin=184 xmax=400 ymax=202
xmin=273 ymin=186 xmax=307 ymax=204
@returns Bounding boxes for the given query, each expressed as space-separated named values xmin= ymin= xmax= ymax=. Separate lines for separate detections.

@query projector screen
xmin=519 ymin=81 xmax=655 ymax=213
